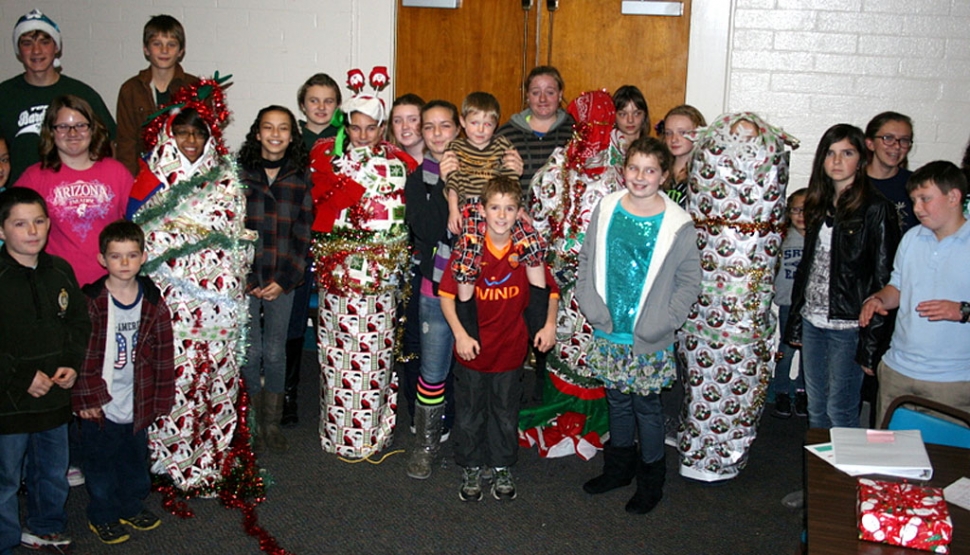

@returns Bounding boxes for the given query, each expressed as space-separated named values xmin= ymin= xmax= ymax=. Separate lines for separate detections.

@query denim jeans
xmin=79 ymin=419 xmax=150 ymax=525
xmin=772 ymin=305 xmax=805 ymax=396
xmin=606 ymin=388 xmax=664 ymax=464
xmin=0 ymin=424 xmax=69 ymax=554
xmin=800 ymin=317 xmax=863 ymax=428
xmin=243 ymin=290 xmax=295 ymax=394
xmin=418 ymin=293 xmax=455 ymax=384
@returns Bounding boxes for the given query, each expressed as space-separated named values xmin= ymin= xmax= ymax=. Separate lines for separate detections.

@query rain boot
xmin=406 ymin=402 xmax=445 ymax=479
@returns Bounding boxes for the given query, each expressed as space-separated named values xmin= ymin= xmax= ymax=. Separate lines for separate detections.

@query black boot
xmin=583 ymin=443 xmax=637 ymax=494
xmin=626 ymin=456 xmax=666 ymax=515
xmin=281 ymin=338 xmax=303 ymax=428
xmin=455 ymin=296 xmax=479 ymax=342
xmin=524 ymin=285 xmax=550 ymax=340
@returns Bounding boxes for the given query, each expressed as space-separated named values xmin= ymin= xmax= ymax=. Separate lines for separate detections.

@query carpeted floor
xmin=46 ymin=351 xmax=807 ymax=555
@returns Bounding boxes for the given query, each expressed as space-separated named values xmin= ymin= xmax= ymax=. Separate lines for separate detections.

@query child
xmin=612 ymin=85 xmax=650 ymax=147
xmin=0 ymin=187 xmax=90 ymax=554
xmin=443 ymin=92 xmax=546 ymax=340
xmin=786 ymin=124 xmax=899 ymax=429
xmin=0 ymin=9 xmax=116 ymax=185
xmin=660 ymin=105 xmax=707 ymax=209
xmin=116 ymin=15 xmax=198 ymax=176
xmin=239 ymin=106 xmax=313 ymax=453
xmin=770 ymin=189 xmax=807 ymax=418
xmin=0 ymin=138 xmax=9 ymax=190
xmin=439 ymin=176 xmax=558 ymax=501
xmin=576 ymin=137 xmax=700 ymax=514
xmin=72 ymin=220 xmax=175 ymax=545
xmin=390 ymin=93 xmax=425 ymax=164
xmin=865 ymin=112 xmax=917 ymax=232
xmin=297 ymin=73 xmax=342 ymax=148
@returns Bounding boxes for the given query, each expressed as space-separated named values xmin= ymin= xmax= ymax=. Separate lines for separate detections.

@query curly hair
xmin=237 ymin=105 xmax=309 ymax=172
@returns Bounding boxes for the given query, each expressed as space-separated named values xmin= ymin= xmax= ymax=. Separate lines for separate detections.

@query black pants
xmin=453 ymin=363 xmax=522 ymax=468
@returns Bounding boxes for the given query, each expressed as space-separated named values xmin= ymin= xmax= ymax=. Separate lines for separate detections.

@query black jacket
xmin=785 ymin=193 xmax=900 ymax=369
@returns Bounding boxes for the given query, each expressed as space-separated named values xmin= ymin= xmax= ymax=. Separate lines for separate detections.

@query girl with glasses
xmin=865 ymin=111 xmax=917 ymax=231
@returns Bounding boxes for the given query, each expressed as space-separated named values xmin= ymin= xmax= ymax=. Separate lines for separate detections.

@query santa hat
xmin=13 ymin=9 xmax=61 ymax=52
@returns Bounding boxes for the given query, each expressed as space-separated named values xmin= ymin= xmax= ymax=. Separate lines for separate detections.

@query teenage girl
xmin=660 ymin=105 xmax=706 ymax=209
xmin=864 ymin=112 xmax=917 ymax=231
xmin=786 ymin=124 xmax=900 ymax=429
xmin=390 ymin=94 xmax=425 ymax=165
xmin=612 ymin=85 xmax=650 ymax=146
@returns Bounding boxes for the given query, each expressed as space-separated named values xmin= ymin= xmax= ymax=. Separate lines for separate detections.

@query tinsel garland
xmin=310 ymin=230 xmax=410 ymax=297
xmin=143 ymin=73 xmax=233 ymax=156
xmin=393 ymin=266 xmax=415 ymax=364
xmin=132 ymin=166 xmax=225 ymax=227
xmin=141 ymin=232 xmax=251 ymax=276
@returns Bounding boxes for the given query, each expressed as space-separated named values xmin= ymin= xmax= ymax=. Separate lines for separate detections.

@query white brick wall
xmin=0 ymin=0 xmax=396 ymax=149
xmin=726 ymin=0 xmax=970 ymax=188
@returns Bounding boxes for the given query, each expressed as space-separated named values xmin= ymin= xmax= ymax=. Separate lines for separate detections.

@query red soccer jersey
xmin=439 ymin=233 xmax=558 ymax=373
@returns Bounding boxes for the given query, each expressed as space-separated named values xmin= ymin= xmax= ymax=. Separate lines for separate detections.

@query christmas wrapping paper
xmin=858 ymin=478 xmax=952 ymax=553
xmin=676 ymin=112 xmax=798 ymax=482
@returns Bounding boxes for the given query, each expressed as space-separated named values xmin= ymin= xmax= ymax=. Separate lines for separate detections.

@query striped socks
xmin=417 ymin=376 xmax=445 ymax=406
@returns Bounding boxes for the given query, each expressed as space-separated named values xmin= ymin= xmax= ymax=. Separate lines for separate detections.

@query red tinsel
xmin=142 ymin=75 xmax=232 ymax=156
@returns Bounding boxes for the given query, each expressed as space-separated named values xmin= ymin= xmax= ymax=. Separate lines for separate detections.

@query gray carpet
xmin=51 ymin=353 xmax=806 ymax=555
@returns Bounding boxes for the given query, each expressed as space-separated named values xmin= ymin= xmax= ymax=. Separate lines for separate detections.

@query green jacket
xmin=0 ymin=248 xmax=91 ymax=434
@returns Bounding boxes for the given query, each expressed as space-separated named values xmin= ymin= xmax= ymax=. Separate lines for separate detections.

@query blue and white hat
xmin=13 ymin=9 xmax=62 ymax=53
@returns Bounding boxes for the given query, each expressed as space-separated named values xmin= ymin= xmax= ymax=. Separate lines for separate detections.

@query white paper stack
xmin=829 ymin=428 xmax=933 ymax=480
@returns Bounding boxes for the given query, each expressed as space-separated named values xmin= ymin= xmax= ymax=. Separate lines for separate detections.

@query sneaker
xmin=663 ymin=416 xmax=678 ymax=448
xmin=458 ymin=466 xmax=483 ymax=502
xmin=771 ymin=393 xmax=792 ymax=419
xmin=88 ymin=521 xmax=130 ymax=545
xmin=21 ymin=530 xmax=74 ymax=552
xmin=794 ymin=391 xmax=808 ymax=417
xmin=440 ymin=427 xmax=451 ymax=443
xmin=66 ymin=466 xmax=84 ymax=487
xmin=120 ymin=509 xmax=161 ymax=531
xmin=491 ymin=467 xmax=517 ymax=500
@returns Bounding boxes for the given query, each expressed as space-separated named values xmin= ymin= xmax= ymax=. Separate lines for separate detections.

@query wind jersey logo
xmin=478 ymin=272 xmax=520 ymax=301
xmin=15 ymin=105 xmax=47 ymax=137
xmin=48 ymin=180 xmax=116 ymax=240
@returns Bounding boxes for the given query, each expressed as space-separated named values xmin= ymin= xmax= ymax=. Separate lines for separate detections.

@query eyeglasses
xmin=789 ymin=207 xmax=805 ymax=214
xmin=52 ymin=122 xmax=90 ymax=135
xmin=877 ymin=135 xmax=913 ymax=148
xmin=172 ymin=128 xmax=207 ymax=140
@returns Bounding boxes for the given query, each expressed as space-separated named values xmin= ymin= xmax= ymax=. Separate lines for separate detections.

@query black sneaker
xmin=771 ymin=393 xmax=792 ymax=419
xmin=491 ymin=467 xmax=517 ymax=500
xmin=459 ymin=466 xmax=483 ymax=502
xmin=120 ymin=509 xmax=161 ymax=531
xmin=20 ymin=530 xmax=74 ymax=552
xmin=794 ymin=391 xmax=808 ymax=417
xmin=88 ymin=521 xmax=130 ymax=545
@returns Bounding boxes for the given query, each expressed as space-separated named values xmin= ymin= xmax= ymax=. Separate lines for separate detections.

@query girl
xmin=497 ymin=66 xmax=574 ymax=197
xmin=576 ymin=137 xmax=700 ymax=514
xmin=865 ymin=112 xmax=917 ymax=231
xmin=612 ymin=85 xmax=650 ymax=147
xmin=404 ymin=100 xmax=461 ymax=479
xmin=238 ymin=106 xmax=313 ymax=453
xmin=770 ymin=189 xmax=807 ymax=418
xmin=297 ymin=73 xmax=342 ymax=147
xmin=786 ymin=124 xmax=900 ymax=429
xmin=17 ymin=95 xmax=132 ymax=287
xmin=660 ymin=105 xmax=706 ymax=209
xmin=390 ymin=93 xmax=425 ymax=164
xmin=131 ymin=79 xmax=254 ymax=493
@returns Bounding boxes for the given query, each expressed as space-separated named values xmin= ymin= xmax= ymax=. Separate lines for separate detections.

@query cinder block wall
xmin=724 ymin=0 xmax=970 ymax=186
xmin=0 ymin=0 xmax=396 ymax=149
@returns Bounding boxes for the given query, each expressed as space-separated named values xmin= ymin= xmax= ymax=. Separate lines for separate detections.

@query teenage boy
xmin=0 ymin=187 xmax=91 ymax=555
xmin=0 ymin=9 xmax=116 ymax=184
xmin=439 ymin=176 xmax=558 ymax=502
xmin=116 ymin=15 xmax=198 ymax=176
xmin=860 ymin=161 xmax=970 ymax=423
xmin=72 ymin=220 xmax=175 ymax=545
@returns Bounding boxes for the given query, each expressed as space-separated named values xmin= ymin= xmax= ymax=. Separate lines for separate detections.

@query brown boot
xmin=262 ymin=392 xmax=289 ymax=453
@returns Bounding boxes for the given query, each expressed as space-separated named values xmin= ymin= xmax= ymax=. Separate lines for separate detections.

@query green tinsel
xmin=142 ymin=232 xmax=254 ymax=275
xmin=133 ymin=166 xmax=227 ymax=227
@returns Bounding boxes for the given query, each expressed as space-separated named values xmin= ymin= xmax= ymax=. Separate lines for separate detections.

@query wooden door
xmin=395 ymin=0 xmax=692 ymax=131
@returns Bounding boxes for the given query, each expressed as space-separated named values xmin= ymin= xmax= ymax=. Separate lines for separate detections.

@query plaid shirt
xmin=72 ymin=275 xmax=175 ymax=432
xmin=240 ymin=159 xmax=314 ymax=293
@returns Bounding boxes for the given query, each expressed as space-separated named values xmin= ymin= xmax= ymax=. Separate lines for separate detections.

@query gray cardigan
xmin=575 ymin=190 xmax=701 ymax=355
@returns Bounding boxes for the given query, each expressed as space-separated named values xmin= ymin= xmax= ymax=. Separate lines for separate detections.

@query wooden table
xmin=806 ymin=428 xmax=970 ymax=554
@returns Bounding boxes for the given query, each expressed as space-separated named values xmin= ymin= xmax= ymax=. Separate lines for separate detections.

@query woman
xmin=17 ymin=95 xmax=133 ymax=287
xmin=497 ymin=66 xmax=574 ymax=199
xmin=311 ymin=73 xmax=418 ymax=459
xmin=129 ymin=78 xmax=255 ymax=493
xmin=786 ymin=124 xmax=900 ymax=430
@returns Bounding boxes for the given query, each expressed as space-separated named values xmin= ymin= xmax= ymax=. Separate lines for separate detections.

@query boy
xmin=116 ymin=15 xmax=198 ymax=176
xmin=0 ymin=9 xmax=116 ymax=184
xmin=0 ymin=187 xmax=91 ymax=554
xmin=439 ymin=176 xmax=558 ymax=501
xmin=72 ymin=220 xmax=175 ymax=545
xmin=443 ymin=92 xmax=547 ymax=342
xmin=771 ymin=189 xmax=807 ymax=418
xmin=859 ymin=161 xmax=970 ymax=423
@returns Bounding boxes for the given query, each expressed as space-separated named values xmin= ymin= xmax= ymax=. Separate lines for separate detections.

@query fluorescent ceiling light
xmin=621 ymin=1 xmax=683 ymax=16
xmin=402 ymin=0 xmax=461 ymax=8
